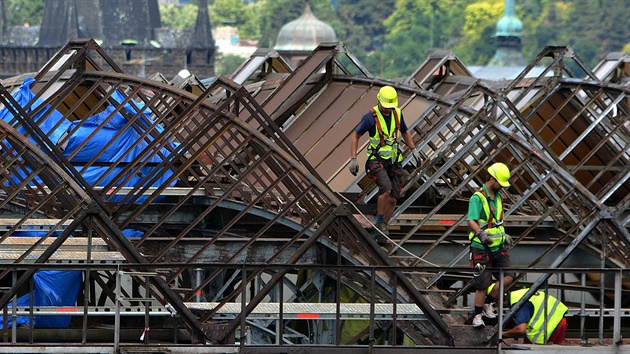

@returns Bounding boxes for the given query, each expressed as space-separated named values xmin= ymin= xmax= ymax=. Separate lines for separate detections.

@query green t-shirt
xmin=468 ymin=184 xmax=501 ymax=250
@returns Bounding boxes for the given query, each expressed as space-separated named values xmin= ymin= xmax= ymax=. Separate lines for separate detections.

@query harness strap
xmin=370 ymin=107 xmax=400 ymax=146
xmin=392 ymin=109 xmax=400 ymax=139
xmin=477 ymin=188 xmax=504 ymax=229
xmin=370 ymin=108 xmax=386 ymax=147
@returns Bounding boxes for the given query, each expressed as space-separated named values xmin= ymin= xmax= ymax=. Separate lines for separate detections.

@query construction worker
xmin=502 ymin=287 xmax=568 ymax=344
xmin=468 ymin=162 xmax=514 ymax=328
xmin=349 ymin=85 xmax=420 ymax=242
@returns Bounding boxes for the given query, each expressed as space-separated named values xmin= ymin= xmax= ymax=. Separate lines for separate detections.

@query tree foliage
xmin=4 ymin=0 xmax=630 ymax=79
xmin=380 ymin=0 xmax=474 ymax=78
xmin=160 ymin=4 xmax=198 ymax=29
xmin=335 ymin=0 xmax=396 ymax=52
xmin=215 ymin=53 xmax=248 ymax=76
xmin=210 ymin=0 xmax=258 ymax=38
xmin=451 ymin=0 xmax=503 ymax=66
xmin=4 ymin=0 xmax=44 ymax=26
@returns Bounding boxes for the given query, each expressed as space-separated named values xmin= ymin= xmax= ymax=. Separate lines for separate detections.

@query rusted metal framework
xmin=0 ymin=39 xmax=454 ymax=351
xmin=0 ymin=38 xmax=628 ymax=352
xmin=215 ymin=42 xmax=630 ymax=343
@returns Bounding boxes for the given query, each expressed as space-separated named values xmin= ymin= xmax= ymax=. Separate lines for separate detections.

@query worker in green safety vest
xmin=501 ymin=287 xmax=568 ymax=345
xmin=349 ymin=85 xmax=421 ymax=244
xmin=468 ymin=162 xmax=515 ymax=328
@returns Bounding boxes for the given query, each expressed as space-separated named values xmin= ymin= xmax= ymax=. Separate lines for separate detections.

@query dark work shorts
xmin=366 ymin=159 xmax=403 ymax=199
xmin=471 ymin=246 xmax=515 ymax=289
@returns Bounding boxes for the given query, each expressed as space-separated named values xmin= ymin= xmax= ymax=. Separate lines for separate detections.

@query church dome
xmin=274 ymin=3 xmax=337 ymax=51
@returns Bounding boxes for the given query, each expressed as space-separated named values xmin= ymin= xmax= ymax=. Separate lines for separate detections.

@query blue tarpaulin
xmin=1 ymin=78 xmax=178 ymax=196
xmin=62 ymin=90 xmax=178 ymax=193
xmin=0 ymin=79 xmax=176 ymax=328
xmin=0 ymin=78 xmax=71 ymax=149
xmin=0 ymin=271 xmax=82 ymax=329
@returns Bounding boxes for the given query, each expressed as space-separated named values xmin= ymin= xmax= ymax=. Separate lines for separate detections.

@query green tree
xmin=559 ymin=0 xmax=601 ymax=66
xmin=215 ymin=53 xmax=248 ymax=76
xmin=381 ymin=0 xmax=467 ymax=78
xmin=451 ymin=0 xmax=503 ymax=66
xmin=382 ymin=0 xmax=431 ymax=78
xmin=5 ymin=0 xmax=44 ymax=26
xmin=592 ymin=0 xmax=630 ymax=63
xmin=210 ymin=0 xmax=258 ymax=39
xmin=159 ymin=4 xmax=198 ymax=29
xmin=336 ymin=0 xmax=396 ymax=53
xmin=523 ymin=0 xmax=568 ymax=60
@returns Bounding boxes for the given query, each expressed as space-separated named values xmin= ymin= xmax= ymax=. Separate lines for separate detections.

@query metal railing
xmin=0 ymin=262 xmax=627 ymax=353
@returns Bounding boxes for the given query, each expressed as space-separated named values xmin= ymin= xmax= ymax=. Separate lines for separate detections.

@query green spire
xmin=495 ymin=0 xmax=522 ymax=38
xmin=487 ymin=0 xmax=526 ymax=67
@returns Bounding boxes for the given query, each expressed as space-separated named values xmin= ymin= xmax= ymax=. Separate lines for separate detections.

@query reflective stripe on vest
xmin=509 ymin=289 xmax=568 ymax=344
xmin=367 ymin=106 xmax=402 ymax=161
xmin=468 ymin=188 xmax=505 ymax=248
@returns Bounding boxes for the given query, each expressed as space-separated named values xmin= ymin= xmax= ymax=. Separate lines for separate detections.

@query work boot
xmin=375 ymin=221 xmax=389 ymax=236
xmin=472 ymin=313 xmax=485 ymax=328
xmin=482 ymin=303 xmax=496 ymax=319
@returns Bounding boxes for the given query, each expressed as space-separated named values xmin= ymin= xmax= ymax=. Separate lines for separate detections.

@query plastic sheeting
xmin=0 ymin=271 xmax=82 ymax=328
xmin=0 ymin=78 xmax=71 ymax=150
xmin=0 ymin=78 xmax=178 ymax=197
xmin=0 ymin=78 xmax=169 ymax=327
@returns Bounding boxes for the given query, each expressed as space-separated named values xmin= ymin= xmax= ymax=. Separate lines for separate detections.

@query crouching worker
xmin=502 ymin=287 xmax=568 ymax=345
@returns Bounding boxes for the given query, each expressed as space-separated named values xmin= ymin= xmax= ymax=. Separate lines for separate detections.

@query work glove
xmin=349 ymin=157 xmax=359 ymax=176
xmin=504 ymin=234 xmax=514 ymax=247
xmin=412 ymin=149 xmax=422 ymax=165
xmin=475 ymin=230 xmax=491 ymax=246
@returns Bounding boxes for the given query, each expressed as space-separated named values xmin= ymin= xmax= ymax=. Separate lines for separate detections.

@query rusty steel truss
xmin=0 ymin=39 xmax=627 ymax=352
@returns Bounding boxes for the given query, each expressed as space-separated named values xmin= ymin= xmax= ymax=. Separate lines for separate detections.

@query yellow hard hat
xmin=488 ymin=162 xmax=511 ymax=187
xmin=377 ymin=85 xmax=398 ymax=108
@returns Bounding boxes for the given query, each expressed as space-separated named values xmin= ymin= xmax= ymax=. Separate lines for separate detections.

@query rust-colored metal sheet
xmin=403 ymin=50 xmax=474 ymax=89
xmin=229 ymin=48 xmax=292 ymax=86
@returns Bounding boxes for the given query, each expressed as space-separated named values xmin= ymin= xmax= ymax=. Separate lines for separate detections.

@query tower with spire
xmin=0 ymin=0 xmax=215 ymax=79
xmin=486 ymin=0 xmax=526 ymax=67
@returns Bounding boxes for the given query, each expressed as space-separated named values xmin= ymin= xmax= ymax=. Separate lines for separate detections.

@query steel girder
xmin=0 ymin=37 xmax=628 ymax=349
xmin=219 ymin=42 xmax=630 ymax=343
xmin=378 ymin=46 xmax=630 ymax=339
xmin=239 ymin=41 xmax=630 ymax=270
xmin=0 ymin=39 xmax=453 ymax=346
xmin=212 ymin=42 xmax=630 ymax=345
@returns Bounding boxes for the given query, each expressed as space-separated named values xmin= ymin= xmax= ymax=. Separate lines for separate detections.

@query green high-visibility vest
xmin=509 ymin=289 xmax=568 ymax=344
xmin=367 ymin=105 xmax=403 ymax=162
xmin=468 ymin=187 xmax=506 ymax=248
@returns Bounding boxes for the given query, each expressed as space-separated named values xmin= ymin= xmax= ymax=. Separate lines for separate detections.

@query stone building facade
xmin=0 ymin=0 xmax=215 ymax=79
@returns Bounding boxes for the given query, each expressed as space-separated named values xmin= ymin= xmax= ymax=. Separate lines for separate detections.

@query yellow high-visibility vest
xmin=468 ymin=188 xmax=505 ymax=248
xmin=509 ymin=289 xmax=568 ymax=344
xmin=367 ymin=105 xmax=403 ymax=162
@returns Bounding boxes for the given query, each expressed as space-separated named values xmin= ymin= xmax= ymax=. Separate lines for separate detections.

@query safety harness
xmin=371 ymin=107 xmax=400 ymax=147
xmin=476 ymin=187 xmax=504 ymax=230
xmin=470 ymin=187 xmax=505 ymax=260
xmin=367 ymin=107 xmax=401 ymax=162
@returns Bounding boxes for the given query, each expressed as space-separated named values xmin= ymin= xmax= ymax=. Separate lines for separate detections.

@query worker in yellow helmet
xmin=468 ymin=162 xmax=515 ymax=328
xmin=349 ymin=86 xmax=421 ymax=244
